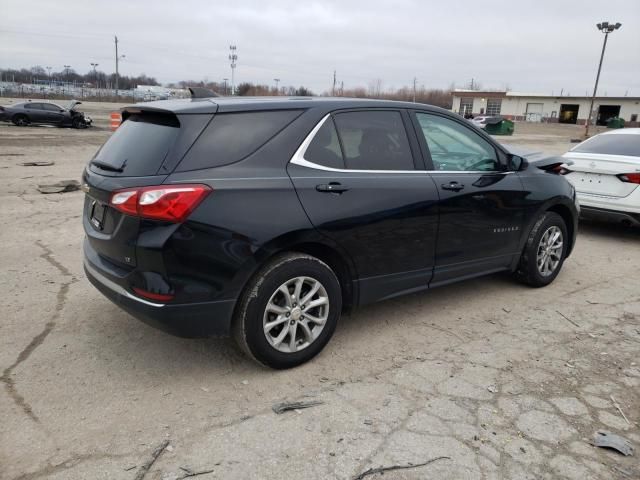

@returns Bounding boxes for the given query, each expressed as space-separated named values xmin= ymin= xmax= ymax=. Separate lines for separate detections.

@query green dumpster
xmin=484 ymin=117 xmax=514 ymax=136
xmin=606 ymin=117 xmax=625 ymax=129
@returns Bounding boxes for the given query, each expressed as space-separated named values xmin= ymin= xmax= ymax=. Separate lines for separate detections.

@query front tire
xmin=233 ymin=252 xmax=342 ymax=369
xmin=72 ymin=117 xmax=86 ymax=129
xmin=515 ymin=212 xmax=568 ymax=287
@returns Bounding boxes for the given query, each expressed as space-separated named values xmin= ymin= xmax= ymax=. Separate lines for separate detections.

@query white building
xmin=451 ymin=89 xmax=640 ymax=126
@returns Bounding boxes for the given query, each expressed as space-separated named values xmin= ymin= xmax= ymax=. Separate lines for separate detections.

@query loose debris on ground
xmin=134 ymin=439 xmax=170 ymax=480
xmin=272 ymin=400 xmax=324 ymax=414
xmin=175 ymin=466 xmax=215 ymax=479
xmin=18 ymin=160 xmax=53 ymax=166
xmin=37 ymin=179 xmax=80 ymax=194
xmin=593 ymin=431 xmax=634 ymax=456
xmin=353 ymin=456 xmax=451 ymax=480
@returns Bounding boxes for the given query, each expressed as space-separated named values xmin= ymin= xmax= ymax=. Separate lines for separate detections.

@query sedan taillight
xmin=617 ymin=173 xmax=640 ymax=184
xmin=110 ymin=184 xmax=212 ymax=222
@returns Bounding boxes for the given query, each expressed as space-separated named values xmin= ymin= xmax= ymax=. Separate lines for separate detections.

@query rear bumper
xmin=580 ymin=206 xmax=640 ymax=226
xmin=84 ymin=250 xmax=236 ymax=338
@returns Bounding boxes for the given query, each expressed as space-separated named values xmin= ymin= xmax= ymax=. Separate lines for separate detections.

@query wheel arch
xmin=231 ymin=234 xmax=358 ymax=318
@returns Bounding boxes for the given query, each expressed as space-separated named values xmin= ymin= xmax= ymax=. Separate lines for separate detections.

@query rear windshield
xmin=175 ymin=110 xmax=301 ymax=172
xmin=573 ymin=134 xmax=640 ymax=157
xmin=92 ymin=113 xmax=180 ymax=176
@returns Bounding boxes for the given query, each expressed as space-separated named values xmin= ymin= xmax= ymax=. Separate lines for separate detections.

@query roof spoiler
xmin=188 ymin=87 xmax=220 ymax=98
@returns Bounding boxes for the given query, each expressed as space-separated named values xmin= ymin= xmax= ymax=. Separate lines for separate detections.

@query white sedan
xmin=562 ymin=128 xmax=640 ymax=226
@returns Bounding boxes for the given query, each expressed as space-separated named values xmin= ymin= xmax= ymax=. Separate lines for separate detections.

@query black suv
xmin=83 ymin=97 xmax=578 ymax=368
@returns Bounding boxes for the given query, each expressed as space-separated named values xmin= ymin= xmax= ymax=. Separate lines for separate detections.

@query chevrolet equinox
xmin=82 ymin=96 xmax=578 ymax=368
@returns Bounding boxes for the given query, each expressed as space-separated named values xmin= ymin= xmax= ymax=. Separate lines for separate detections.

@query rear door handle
xmin=441 ymin=181 xmax=465 ymax=192
xmin=316 ymin=182 xmax=349 ymax=193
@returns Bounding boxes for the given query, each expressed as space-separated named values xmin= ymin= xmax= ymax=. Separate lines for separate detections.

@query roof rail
xmin=188 ymin=87 xmax=220 ymax=98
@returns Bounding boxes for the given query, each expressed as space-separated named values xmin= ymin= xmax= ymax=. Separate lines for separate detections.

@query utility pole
xmin=274 ymin=78 xmax=280 ymax=94
xmin=115 ymin=36 xmax=119 ymax=98
xmin=46 ymin=66 xmax=52 ymax=87
xmin=223 ymin=78 xmax=228 ymax=96
xmin=585 ymin=21 xmax=621 ymax=138
xmin=229 ymin=45 xmax=238 ymax=95
xmin=332 ymin=70 xmax=336 ymax=96
xmin=413 ymin=77 xmax=417 ymax=103
xmin=340 ymin=81 xmax=344 ymax=96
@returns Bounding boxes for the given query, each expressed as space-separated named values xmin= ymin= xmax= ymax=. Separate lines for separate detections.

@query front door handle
xmin=441 ymin=181 xmax=465 ymax=192
xmin=316 ymin=182 xmax=349 ymax=193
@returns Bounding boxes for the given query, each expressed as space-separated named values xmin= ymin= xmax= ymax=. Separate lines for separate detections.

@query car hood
xmin=67 ymin=100 xmax=82 ymax=111
xmin=501 ymin=144 xmax=573 ymax=169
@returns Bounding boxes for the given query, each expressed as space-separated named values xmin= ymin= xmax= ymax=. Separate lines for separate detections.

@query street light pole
xmin=90 ymin=62 xmax=99 ymax=89
xmin=63 ymin=65 xmax=71 ymax=95
xmin=274 ymin=78 xmax=280 ymax=95
xmin=223 ymin=78 xmax=229 ymax=96
xmin=585 ymin=21 xmax=621 ymax=138
xmin=229 ymin=45 xmax=238 ymax=95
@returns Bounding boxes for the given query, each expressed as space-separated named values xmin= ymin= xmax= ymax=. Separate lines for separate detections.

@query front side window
xmin=415 ymin=113 xmax=499 ymax=171
xmin=332 ymin=111 xmax=414 ymax=170
xmin=23 ymin=103 xmax=41 ymax=110
xmin=42 ymin=103 xmax=62 ymax=112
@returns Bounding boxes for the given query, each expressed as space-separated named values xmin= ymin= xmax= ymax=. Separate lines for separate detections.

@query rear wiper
xmin=91 ymin=160 xmax=124 ymax=173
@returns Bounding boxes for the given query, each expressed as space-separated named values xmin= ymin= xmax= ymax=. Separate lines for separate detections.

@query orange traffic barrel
xmin=110 ymin=112 xmax=122 ymax=131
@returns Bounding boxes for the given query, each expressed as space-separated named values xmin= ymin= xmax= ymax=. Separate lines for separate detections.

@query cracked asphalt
xmin=0 ymin=102 xmax=638 ymax=480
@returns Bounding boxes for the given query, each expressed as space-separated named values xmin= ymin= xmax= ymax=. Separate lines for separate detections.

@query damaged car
xmin=0 ymin=100 xmax=92 ymax=128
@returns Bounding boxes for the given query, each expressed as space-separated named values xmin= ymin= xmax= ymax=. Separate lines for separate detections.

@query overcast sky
xmin=2 ymin=0 xmax=639 ymax=95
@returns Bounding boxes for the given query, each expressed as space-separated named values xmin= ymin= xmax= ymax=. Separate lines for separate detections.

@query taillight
xmin=131 ymin=287 xmax=174 ymax=302
xmin=550 ymin=164 xmax=572 ymax=175
xmin=110 ymin=184 xmax=211 ymax=222
xmin=617 ymin=173 xmax=640 ymax=184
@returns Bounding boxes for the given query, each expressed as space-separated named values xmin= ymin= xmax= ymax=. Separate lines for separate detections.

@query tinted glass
xmin=92 ymin=113 xmax=180 ymax=176
xmin=416 ymin=113 xmax=498 ymax=171
xmin=304 ymin=117 xmax=344 ymax=169
xmin=573 ymin=134 xmax=640 ymax=157
xmin=333 ymin=111 xmax=414 ymax=170
xmin=42 ymin=103 xmax=62 ymax=111
xmin=23 ymin=103 xmax=41 ymax=110
xmin=176 ymin=110 xmax=301 ymax=171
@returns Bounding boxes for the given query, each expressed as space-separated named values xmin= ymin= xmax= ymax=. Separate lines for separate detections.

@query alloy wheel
xmin=263 ymin=276 xmax=329 ymax=353
xmin=536 ymin=226 xmax=563 ymax=277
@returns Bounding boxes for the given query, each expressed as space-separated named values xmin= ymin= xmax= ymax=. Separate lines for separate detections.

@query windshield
xmin=573 ymin=134 xmax=640 ymax=157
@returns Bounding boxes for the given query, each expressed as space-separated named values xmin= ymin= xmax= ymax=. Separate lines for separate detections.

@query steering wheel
xmin=466 ymin=158 xmax=497 ymax=171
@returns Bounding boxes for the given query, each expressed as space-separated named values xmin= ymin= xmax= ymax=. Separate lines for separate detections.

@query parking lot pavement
xmin=1 ymin=115 xmax=638 ymax=479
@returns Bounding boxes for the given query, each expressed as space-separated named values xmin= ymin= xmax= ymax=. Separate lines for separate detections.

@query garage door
xmin=525 ymin=103 xmax=543 ymax=122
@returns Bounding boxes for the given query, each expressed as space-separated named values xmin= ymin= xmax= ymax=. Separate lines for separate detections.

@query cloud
xmin=1 ymin=0 xmax=638 ymax=94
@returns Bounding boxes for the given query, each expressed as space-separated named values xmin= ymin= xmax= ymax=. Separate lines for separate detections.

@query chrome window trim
xmin=289 ymin=113 xmax=509 ymax=175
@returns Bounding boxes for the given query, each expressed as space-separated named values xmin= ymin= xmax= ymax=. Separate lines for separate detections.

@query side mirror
xmin=508 ymin=155 xmax=528 ymax=172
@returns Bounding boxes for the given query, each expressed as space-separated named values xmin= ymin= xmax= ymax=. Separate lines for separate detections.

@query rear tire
xmin=233 ymin=252 xmax=341 ymax=369
xmin=514 ymin=212 xmax=568 ymax=287
xmin=12 ymin=114 xmax=29 ymax=126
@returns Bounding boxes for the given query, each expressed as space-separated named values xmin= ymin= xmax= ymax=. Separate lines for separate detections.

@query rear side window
xmin=92 ymin=113 xmax=180 ymax=176
xmin=573 ymin=134 xmax=640 ymax=157
xmin=304 ymin=118 xmax=345 ymax=169
xmin=332 ymin=111 xmax=414 ymax=170
xmin=176 ymin=110 xmax=301 ymax=172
